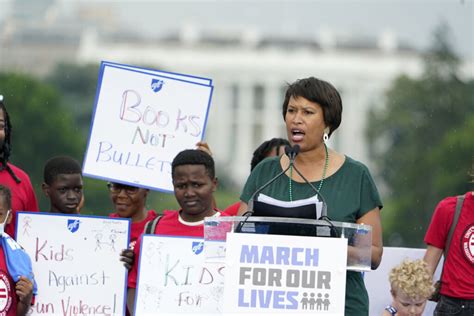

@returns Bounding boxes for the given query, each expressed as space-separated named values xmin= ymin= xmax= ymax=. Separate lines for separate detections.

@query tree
xmin=367 ymin=24 xmax=474 ymax=247
xmin=0 ymin=72 xmax=85 ymax=211
xmin=46 ymin=63 xmax=100 ymax=137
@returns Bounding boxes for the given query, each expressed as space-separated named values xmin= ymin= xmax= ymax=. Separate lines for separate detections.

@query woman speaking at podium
xmin=237 ymin=77 xmax=383 ymax=316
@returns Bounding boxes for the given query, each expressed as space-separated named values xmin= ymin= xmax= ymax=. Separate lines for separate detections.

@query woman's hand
xmin=357 ymin=208 xmax=383 ymax=270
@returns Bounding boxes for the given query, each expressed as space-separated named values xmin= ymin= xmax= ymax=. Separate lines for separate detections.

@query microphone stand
xmin=235 ymin=146 xmax=296 ymax=233
xmin=290 ymin=164 xmax=340 ymax=238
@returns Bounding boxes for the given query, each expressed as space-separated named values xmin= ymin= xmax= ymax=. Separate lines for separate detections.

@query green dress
xmin=240 ymin=156 xmax=383 ymax=316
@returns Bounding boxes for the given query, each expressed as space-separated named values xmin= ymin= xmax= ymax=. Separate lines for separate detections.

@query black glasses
xmin=107 ymin=183 xmax=140 ymax=195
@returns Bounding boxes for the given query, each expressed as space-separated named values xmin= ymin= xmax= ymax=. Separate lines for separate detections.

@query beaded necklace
xmin=289 ymin=143 xmax=329 ymax=201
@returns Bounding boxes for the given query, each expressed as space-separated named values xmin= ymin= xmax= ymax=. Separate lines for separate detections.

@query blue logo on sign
xmin=192 ymin=241 xmax=204 ymax=255
xmin=151 ymin=79 xmax=164 ymax=93
xmin=67 ymin=219 xmax=81 ymax=233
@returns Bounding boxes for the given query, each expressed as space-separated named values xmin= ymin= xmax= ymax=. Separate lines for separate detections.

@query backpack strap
xmin=438 ymin=194 xmax=465 ymax=291
xmin=444 ymin=195 xmax=465 ymax=258
xmin=144 ymin=215 xmax=162 ymax=234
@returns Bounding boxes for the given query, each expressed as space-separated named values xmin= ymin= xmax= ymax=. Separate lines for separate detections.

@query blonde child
xmin=383 ymin=259 xmax=434 ymax=316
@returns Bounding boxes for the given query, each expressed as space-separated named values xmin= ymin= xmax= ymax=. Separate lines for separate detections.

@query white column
xmin=205 ymin=79 xmax=233 ymax=164
xmin=262 ymin=81 xmax=284 ymax=141
xmin=233 ymin=81 xmax=254 ymax=186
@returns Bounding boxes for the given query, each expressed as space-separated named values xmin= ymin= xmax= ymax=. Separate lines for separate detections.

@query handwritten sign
xmin=134 ymin=236 xmax=225 ymax=315
xmin=16 ymin=212 xmax=130 ymax=316
xmin=223 ymin=233 xmax=347 ymax=315
xmin=83 ymin=61 xmax=214 ymax=192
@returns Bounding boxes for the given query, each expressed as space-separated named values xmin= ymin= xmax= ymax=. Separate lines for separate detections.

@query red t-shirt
xmin=0 ymin=164 xmax=39 ymax=239
xmin=0 ymin=246 xmax=17 ymax=316
xmin=424 ymin=192 xmax=474 ymax=299
xmin=128 ymin=210 xmax=223 ymax=288
xmin=223 ymin=201 xmax=240 ymax=216
xmin=109 ymin=210 xmax=157 ymax=250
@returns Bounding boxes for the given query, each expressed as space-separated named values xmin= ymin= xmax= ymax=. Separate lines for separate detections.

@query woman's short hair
xmin=282 ymin=77 xmax=342 ymax=137
xmin=389 ymin=259 xmax=434 ymax=299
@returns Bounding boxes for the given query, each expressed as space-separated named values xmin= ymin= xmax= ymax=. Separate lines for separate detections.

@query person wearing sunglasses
xmin=107 ymin=182 xmax=158 ymax=252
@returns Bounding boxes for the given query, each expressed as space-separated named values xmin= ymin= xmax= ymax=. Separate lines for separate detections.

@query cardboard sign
xmin=223 ymin=233 xmax=347 ymax=315
xmin=83 ymin=61 xmax=214 ymax=192
xmin=16 ymin=212 xmax=130 ymax=316
xmin=134 ymin=236 xmax=225 ymax=315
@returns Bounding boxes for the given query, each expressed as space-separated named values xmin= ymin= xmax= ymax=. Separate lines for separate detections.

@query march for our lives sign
xmin=134 ymin=236 xmax=225 ymax=315
xmin=16 ymin=212 xmax=130 ymax=316
xmin=83 ymin=61 xmax=214 ymax=192
xmin=223 ymin=233 xmax=348 ymax=315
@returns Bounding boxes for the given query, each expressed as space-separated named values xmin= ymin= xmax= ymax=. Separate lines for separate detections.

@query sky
xmin=114 ymin=0 xmax=473 ymax=58
xmin=0 ymin=0 xmax=472 ymax=58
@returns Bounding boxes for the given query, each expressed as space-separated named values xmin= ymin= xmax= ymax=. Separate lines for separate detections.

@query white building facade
xmin=76 ymin=30 xmax=471 ymax=187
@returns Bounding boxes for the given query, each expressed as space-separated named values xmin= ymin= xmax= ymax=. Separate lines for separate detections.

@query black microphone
xmin=285 ymin=144 xmax=300 ymax=161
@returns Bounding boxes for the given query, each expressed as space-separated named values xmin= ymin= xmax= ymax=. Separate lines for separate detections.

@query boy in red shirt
xmin=42 ymin=156 xmax=84 ymax=214
xmin=126 ymin=149 xmax=224 ymax=312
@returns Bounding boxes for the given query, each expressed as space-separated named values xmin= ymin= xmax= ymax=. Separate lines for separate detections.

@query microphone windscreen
xmin=293 ymin=144 xmax=301 ymax=155
xmin=284 ymin=145 xmax=292 ymax=156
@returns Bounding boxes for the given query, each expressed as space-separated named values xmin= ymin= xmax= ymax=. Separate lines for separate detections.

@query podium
xmin=204 ymin=216 xmax=372 ymax=271
xmin=204 ymin=216 xmax=371 ymax=315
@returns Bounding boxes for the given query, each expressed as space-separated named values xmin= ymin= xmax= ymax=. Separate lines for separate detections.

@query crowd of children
xmin=0 ymin=94 xmax=296 ymax=315
xmin=0 ymin=90 xmax=472 ymax=316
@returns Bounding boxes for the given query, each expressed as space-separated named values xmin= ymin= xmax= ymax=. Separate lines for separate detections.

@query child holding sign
xmin=0 ymin=185 xmax=35 ymax=315
xmin=126 ymin=149 xmax=225 ymax=313
xmin=108 ymin=182 xmax=158 ymax=252
xmin=42 ymin=156 xmax=84 ymax=214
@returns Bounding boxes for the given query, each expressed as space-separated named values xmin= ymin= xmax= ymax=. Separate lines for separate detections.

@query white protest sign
xmin=101 ymin=61 xmax=212 ymax=86
xmin=16 ymin=212 xmax=130 ymax=316
xmin=134 ymin=236 xmax=225 ymax=316
xmin=223 ymin=233 xmax=347 ymax=315
xmin=83 ymin=61 xmax=214 ymax=192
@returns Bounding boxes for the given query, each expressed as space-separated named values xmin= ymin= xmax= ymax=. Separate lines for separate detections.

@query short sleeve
xmin=240 ymin=170 xmax=259 ymax=203
xmin=24 ymin=175 xmax=39 ymax=212
xmin=358 ymin=167 xmax=383 ymax=218
xmin=424 ymin=197 xmax=455 ymax=249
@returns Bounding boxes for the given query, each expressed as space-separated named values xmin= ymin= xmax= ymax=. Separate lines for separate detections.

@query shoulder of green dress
xmin=343 ymin=156 xmax=371 ymax=172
